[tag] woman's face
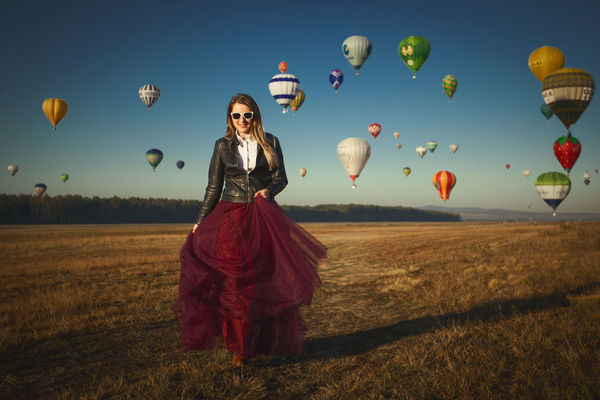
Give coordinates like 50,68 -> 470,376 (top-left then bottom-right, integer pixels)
231,103 -> 254,136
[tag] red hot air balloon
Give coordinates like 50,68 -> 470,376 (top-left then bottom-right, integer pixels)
278,61 -> 288,74
432,171 -> 456,202
505,163 -> 511,169
553,134 -> 581,174
368,123 -> 382,139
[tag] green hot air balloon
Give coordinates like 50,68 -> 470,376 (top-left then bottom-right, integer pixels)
540,103 -> 553,121
146,149 -> 164,173
426,141 -> 438,153
442,74 -> 457,102
535,171 -> 571,216
542,68 -> 595,133
398,36 -> 431,79
60,173 -> 69,183
402,167 -> 411,177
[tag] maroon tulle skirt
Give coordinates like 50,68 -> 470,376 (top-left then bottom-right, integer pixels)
173,196 -> 326,358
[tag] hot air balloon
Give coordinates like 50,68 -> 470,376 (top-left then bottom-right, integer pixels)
416,146 -> 427,158
34,183 -> 47,197
176,160 -> 185,169
449,144 -> 458,154
442,74 -> 457,102
432,171 -> 456,202
542,68 -> 595,133
268,70 -> 300,114
299,168 -> 307,178
522,170 -> 532,177
278,61 -> 288,74
596,169 -> 599,174
553,135 -> 581,173
535,172 -> 571,216
60,173 -> 69,183
398,36 -> 431,79
393,132 -> 399,139
583,170 -> 591,186
342,35 -> 372,75
427,141 -> 438,153
528,46 -> 565,83
146,149 -> 163,173
42,98 -> 68,130
506,163 -> 511,169
329,69 -> 344,93
8,165 -> 18,176
584,178 -> 591,186
139,84 -> 160,109
337,137 -> 371,189
290,90 -> 305,116
540,103 -> 553,121
402,167 -> 411,176
396,143 -> 402,150
368,123 -> 382,139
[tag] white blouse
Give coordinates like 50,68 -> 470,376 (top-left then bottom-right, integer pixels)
235,132 -> 257,172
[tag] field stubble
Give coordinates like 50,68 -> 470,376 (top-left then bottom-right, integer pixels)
1,222 -> 599,399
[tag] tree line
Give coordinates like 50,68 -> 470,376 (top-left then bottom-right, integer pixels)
0,194 -> 461,224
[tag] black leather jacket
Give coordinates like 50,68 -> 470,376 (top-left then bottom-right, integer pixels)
195,132 -> 287,224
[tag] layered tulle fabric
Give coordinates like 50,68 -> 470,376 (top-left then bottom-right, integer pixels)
173,196 -> 326,357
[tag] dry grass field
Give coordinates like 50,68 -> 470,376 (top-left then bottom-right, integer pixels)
1,221 -> 599,399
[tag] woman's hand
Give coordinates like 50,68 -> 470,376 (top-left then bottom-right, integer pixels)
254,188 -> 270,199
192,223 -> 199,233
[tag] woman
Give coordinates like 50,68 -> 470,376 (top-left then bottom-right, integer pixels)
174,93 -> 326,366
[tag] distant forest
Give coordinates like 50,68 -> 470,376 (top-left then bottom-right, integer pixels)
0,194 -> 461,224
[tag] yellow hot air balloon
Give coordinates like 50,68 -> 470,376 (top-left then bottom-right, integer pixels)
528,46 -> 565,83
290,90 -> 305,116
42,98 -> 69,130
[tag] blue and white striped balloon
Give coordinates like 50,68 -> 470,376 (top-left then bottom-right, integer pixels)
329,69 -> 344,93
268,74 -> 300,113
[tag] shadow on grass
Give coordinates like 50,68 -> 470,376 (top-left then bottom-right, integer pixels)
273,281 -> 600,365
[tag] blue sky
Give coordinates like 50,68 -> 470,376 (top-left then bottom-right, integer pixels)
1,0 -> 599,213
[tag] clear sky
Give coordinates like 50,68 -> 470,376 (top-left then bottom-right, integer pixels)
1,0 -> 599,214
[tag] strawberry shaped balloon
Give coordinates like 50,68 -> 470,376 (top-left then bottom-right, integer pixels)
553,134 -> 581,174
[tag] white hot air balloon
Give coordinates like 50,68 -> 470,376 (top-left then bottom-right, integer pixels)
139,84 -> 160,109
449,143 -> 458,154
342,35 -> 373,75
522,170 -> 532,177
8,164 -> 19,176
416,146 -> 427,158
268,73 -> 300,113
583,170 -> 591,180
337,137 -> 371,189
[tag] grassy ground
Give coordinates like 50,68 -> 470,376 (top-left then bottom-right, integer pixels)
1,222 -> 599,399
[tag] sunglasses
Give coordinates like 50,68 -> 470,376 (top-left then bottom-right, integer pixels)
230,111 -> 254,120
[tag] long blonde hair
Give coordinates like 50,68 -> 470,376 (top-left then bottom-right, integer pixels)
225,94 -> 279,170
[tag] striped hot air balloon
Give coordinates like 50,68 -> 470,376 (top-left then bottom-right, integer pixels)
398,36 -> 431,79
146,149 -> 163,173
342,36 -> 372,75
427,141 -> 438,153
268,73 -> 300,114
540,103 -> 553,121
34,183 -> 47,197
337,137 -> 371,189
8,165 -> 18,176
442,74 -> 457,102
139,84 -> 160,109
290,90 -> 305,116
535,172 -> 571,216
542,68 -> 595,132
329,69 -> 344,93
42,98 -> 68,130
432,171 -> 456,202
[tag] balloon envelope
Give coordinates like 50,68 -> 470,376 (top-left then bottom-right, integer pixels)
278,61 -> 288,74
34,183 -> 47,196
176,160 -> 185,169
402,167 -> 411,176
542,68 -> 595,131
290,90 -> 305,115
299,168 -> 307,178
583,170 -> 591,180
506,163 -> 511,169
426,141 -> 438,153
442,74 -> 457,102
522,170 -> 532,177
337,137 -> 371,188
416,146 -> 427,158
398,36 -> 431,78
449,144 -> 458,154
329,69 -> 344,92
540,103 -> 553,121
528,46 -> 565,82
42,98 -> 68,130
535,172 -> 571,215
393,132 -> 399,139
60,173 -> 69,183
432,171 -> 456,201
553,135 -> 581,173
146,149 -> 163,172
342,36 -> 372,74
268,73 -> 300,113
368,123 -> 382,139
8,165 -> 18,176
139,84 -> 160,109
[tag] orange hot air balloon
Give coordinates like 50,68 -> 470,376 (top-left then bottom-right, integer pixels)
42,98 -> 69,130
528,46 -> 565,83
278,61 -> 288,74
432,171 -> 456,202
299,167 -> 307,178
